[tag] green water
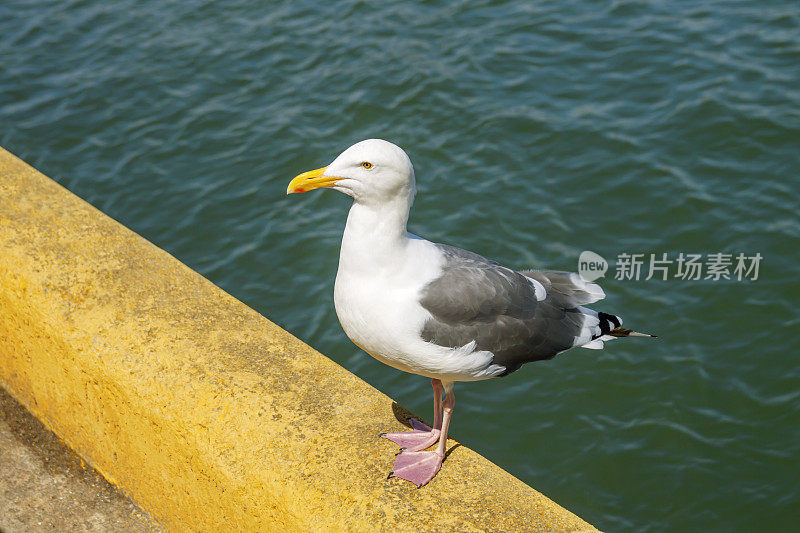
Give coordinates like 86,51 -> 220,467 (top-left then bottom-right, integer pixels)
2,1 -> 799,530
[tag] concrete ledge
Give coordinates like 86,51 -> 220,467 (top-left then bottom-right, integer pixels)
0,146 -> 597,532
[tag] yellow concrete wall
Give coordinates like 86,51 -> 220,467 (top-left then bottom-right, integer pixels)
0,146 -> 597,532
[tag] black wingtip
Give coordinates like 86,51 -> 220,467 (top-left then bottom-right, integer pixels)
610,327 -> 657,338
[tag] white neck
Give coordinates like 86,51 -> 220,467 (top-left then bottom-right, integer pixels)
339,194 -> 412,274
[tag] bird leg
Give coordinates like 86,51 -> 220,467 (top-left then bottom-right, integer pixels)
388,383 -> 455,487
380,378 -> 443,451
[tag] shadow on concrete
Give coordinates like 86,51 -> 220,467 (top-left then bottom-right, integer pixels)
390,401 -> 421,428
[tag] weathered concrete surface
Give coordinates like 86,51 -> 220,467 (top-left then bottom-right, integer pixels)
0,146 -> 598,532
0,386 -> 160,532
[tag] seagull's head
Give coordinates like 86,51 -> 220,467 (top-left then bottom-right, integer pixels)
287,139 -> 415,206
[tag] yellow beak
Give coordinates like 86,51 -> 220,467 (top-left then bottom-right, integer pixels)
286,166 -> 342,194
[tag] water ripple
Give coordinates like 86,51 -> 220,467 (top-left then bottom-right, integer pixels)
2,0 -> 799,530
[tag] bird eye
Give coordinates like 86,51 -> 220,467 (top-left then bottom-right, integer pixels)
361,161 -> 373,169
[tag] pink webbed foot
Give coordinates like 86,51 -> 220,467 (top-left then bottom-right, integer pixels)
380,419 -> 441,452
387,451 -> 444,488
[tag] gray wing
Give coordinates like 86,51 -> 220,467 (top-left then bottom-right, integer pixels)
418,244 -> 603,376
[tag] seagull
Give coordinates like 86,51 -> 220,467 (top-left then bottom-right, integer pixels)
287,139 -> 654,487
